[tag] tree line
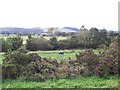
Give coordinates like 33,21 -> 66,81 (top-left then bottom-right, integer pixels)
0,28 -> 119,52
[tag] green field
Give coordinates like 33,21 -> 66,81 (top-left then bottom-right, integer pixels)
0,49 -> 100,63
0,50 -> 80,64
2,76 -> 118,88
29,50 -> 83,61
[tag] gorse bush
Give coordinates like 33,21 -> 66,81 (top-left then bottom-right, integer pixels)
97,53 -> 118,77
2,47 -> 30,79
95,38 -> 118,77
2,64 -> 18,79
75,49 -> 118,77
2,47 -> 59,81
75,49 -> 99,76
23,58 -> 58,81
3,47 -> 29,66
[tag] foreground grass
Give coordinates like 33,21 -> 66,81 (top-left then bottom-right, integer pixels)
2,76 -> 119,88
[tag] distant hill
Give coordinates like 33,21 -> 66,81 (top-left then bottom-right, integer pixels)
0,27 -> 80,34
0,27 -> 43,34
1,27 -> 116,34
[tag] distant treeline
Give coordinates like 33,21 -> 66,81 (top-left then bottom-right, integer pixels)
0,27 -> 119,52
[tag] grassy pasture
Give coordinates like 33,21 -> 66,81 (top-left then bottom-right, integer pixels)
30,49 -> 100,61
29,50 -> 81,61
2,76 -> 118,88
0,49 -> 101,64
0,50 -> 79,64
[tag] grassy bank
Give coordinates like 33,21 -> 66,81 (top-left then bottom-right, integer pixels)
2,76 -> 119,88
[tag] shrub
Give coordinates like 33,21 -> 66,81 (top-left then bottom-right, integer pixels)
75,49 -> 99,76
95,50 -> 118,77
1,36 -> 23,52
1,38 -> 12,52
22,58 -> 59,81
95,38 -> 118,77
2,46 -> 59,81
2,47 -> 30,79
57,40 -> 70,50
3,47 -> 30,66
26,37 -> 54,51
69,35 -> 79,49
2,64 -> 18,79
49,37 -> 58,49
11,36 -> 23,50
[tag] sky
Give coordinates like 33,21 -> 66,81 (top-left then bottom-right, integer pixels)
0,0 -> 119,31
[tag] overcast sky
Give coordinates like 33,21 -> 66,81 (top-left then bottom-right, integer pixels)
0,0 -> 119,30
